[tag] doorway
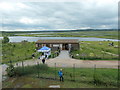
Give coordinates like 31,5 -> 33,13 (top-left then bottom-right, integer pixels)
62,44 -> 68,50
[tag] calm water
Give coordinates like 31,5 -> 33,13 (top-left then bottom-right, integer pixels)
0,36 -> 119,42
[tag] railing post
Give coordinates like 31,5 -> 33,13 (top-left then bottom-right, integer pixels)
118,65 -> 120,88
37,62 -> 39,78
55,63 -> 56,80
94,64 -> 96,86
22,61 -> 24,73
73,64 -> 75,81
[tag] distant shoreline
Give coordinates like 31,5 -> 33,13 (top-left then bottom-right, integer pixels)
0,29 -> 118,33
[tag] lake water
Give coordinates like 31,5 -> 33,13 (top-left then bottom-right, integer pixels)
0,36 -> 119,42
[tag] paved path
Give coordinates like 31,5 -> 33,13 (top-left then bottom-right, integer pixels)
1,50 -> 118,75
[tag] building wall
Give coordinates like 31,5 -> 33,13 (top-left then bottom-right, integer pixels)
51,47 -> 59,51
71,43 -> 79,50
36,43 -> 80,51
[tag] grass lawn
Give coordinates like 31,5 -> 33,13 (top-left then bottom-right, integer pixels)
70,41 -> 119,60
2,42 -> 37,64
2,76 -> 96,88
2,42 -> 60,64
3,64 -> 118,88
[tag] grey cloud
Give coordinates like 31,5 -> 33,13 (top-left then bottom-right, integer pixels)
0,1 -> 118,30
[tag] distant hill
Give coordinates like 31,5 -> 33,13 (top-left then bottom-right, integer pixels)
1,29 -> 118,33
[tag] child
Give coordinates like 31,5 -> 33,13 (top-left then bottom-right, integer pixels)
58,69 -> 64,82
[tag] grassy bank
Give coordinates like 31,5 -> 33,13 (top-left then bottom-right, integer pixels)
3,64 -> 118,88
2,42 -> 37,64
70,41 -> 118,60
2,42 -> 60,64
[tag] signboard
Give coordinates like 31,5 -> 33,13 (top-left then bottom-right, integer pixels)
53,44 -> 60,47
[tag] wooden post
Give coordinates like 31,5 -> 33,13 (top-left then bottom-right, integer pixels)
73,64 -> 75,81
94,64 -> 96,86
55,63 -> 56,80
10,60 -> 12,66
111,54 -> 113,59
16,63 -> 18,67
118,65 -> 120,88
84,54 -> 85,60
37,62 -> 39,78
102,52 -> 104,59
22,61 -> 24,73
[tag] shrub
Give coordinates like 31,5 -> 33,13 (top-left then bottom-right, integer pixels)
94,74 -> 103,85
48,55 -> 51,58
13,64 -> 49,76
94,74 -> 117,86
6,63 -> 49,77
2,36 -> 9,43
6,64 -> 15,77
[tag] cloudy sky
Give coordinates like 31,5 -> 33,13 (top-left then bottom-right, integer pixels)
0,0 -> 119,31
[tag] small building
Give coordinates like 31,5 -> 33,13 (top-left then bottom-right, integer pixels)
36,39 -> 80,51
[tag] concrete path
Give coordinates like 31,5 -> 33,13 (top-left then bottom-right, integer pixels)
1,50 -> 118,75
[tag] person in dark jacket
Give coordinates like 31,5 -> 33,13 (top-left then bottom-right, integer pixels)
45,54 -> 47,59
58,69 -> 64,82
42,58 -> 45,64
41,53 -> 45,64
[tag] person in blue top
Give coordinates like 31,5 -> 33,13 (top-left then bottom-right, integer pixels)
58,69 -> 64,82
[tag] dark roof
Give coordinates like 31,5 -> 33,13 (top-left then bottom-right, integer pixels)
36,39 -> 79,44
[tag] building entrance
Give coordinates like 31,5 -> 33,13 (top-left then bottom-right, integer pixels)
62,44 -> 68,50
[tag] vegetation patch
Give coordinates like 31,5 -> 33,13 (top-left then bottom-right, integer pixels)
1,30 -> 118,39
3,64 -> 118,88
70,41 -> 118,60
2,42 -> 37,64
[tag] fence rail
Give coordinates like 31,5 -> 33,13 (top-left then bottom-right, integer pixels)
6,61 -> 119,87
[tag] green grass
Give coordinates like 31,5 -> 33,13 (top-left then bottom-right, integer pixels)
70,41 -> 118,60
15,31 -> 118,39
2,30 -> 118,39
2,76 -> 96,88
2,40 -> 118,65
3,64 -> 118,88
2,42 -> 37,64
2,42 -> 60,64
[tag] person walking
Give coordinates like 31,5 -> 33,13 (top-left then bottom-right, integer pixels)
42,58 -> 45,64
45,54 -> 48,59
41,53 -> 45,64
58,69 -> 64,82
